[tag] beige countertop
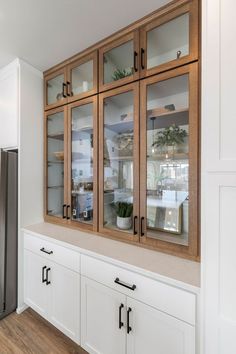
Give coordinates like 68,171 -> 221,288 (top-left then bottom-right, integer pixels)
23,222 -> 200,293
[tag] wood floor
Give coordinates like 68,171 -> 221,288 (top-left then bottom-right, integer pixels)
0,309 -> 88,354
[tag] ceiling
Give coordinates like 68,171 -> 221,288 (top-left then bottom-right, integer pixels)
0,0 -> 170,72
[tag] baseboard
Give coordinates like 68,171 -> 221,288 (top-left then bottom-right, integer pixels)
16,304 -> 28,314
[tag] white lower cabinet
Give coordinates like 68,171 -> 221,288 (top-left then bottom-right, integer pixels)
24,234 -> 197,353
24,249 -> 50,318
24,248 -> 80,344
81,275 -> 195,354
81,276 -> 126,354
126,297 -> 195,354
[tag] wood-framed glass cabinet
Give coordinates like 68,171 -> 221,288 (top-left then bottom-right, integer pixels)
44,0 -> 200,259
45,97 -> 98,232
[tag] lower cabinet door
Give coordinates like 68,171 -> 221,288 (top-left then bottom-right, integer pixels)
81,276 -> 126,354
126,297 -> 195,354
24,250 -> 50,318
49,263 -> 80,344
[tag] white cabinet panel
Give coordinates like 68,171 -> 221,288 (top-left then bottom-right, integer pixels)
24,250 -> 50,318
49,263 -> 80,343
202,0 -> 236,171
0,62 -> 18,148
81,276 -> 126,354
127,297 -> 195,354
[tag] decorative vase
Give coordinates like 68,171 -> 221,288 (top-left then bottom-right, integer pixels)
116,216 -> 132,230
165,145 -> 176,159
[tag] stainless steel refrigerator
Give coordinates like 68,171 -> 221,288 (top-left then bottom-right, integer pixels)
0,149 -> 17,320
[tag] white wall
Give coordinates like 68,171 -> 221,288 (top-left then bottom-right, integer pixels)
201,1 -> 236,353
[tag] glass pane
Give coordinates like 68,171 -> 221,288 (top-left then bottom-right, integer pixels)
47,74 -> 64,105
71,60 -> 93,96
104,41 -> 134,84
71,103 -> 94,225
103,91 -> 134,233
47,111 -> 64,217
147,13 -> 189,69
146,74 -> 189,246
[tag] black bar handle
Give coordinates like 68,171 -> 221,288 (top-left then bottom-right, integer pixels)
66,81 -> 71,96
127,307 -> 132,334
141,216 -> 145,236
66,205 -> 70,220
62,83 -> 67,98
133,51 -> 138,72
42,266 -> 47,283
119,303 -> 124,329
46,267 -> 51,285
62,204 -> 67,219
40,247 -> 53,255
133,215 -> 138,235
114,278 -> 136,291
141,48 -> 145,70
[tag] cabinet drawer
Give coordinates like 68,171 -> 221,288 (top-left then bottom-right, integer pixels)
81,255 -> 196,325
24,233 -> 80,273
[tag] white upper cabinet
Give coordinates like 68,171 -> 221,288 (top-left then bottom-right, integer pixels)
0,61 -> 18,148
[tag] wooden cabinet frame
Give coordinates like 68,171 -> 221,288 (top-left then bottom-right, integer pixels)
67,96 -> 98,232
43,0 -> 200,260
99,31 -> 140,93
44,106 -> 69,224
98,83 -> 140,242
139,0 -> 199,78
139,62 -> 199,259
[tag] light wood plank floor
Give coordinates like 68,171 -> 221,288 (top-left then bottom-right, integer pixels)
0,309 -> 88,354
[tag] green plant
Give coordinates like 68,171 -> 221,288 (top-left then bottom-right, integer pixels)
112,68 -> 132,81
152,124 -> 187,148
115,202 -> 133,218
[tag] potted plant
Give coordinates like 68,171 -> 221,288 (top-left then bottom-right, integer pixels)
152,124 -> 187,157
112,68 -> 133,81
115,202 -> 133,230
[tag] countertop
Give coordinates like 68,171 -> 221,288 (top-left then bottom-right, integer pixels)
23,222 -> 200,293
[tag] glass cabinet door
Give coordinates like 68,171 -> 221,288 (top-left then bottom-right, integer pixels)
44,68 -> 67,110
68,97 -> 98,231
99,83 -> 139,241
67,51 -> 98,103
140,63 -> 199,258
45,107 -> 67,221
99,31 -> 139,92
140,1 -> 198,77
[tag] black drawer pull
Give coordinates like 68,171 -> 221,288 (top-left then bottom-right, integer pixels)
119,303 -> 124,329
62,83 -> 67,98
40,247 -> 53,255
133,215 -> 138,235
66,81 -> 71,96
141,48 -> 145,70
114,278 -> 136,291
46,267 -> 51,285
62,204 -> 67,219
141,216 -> 145,236
133,51 -> 138,72
42,266 -> 47,283
127,307 -> 132,334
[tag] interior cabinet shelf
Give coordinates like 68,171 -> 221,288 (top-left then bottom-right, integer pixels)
47,132 -> 64,140
147,152 -> 189,161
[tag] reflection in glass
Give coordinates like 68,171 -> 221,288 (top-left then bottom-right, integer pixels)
47,74 -> 64,105
104,41 -> 134,84
103,91 -> 134,232
47,112 -> 64,217
71,103 -> 94,225
147,13 -> 189,69
146,74 -> 189,245
71,60 -> 93,96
